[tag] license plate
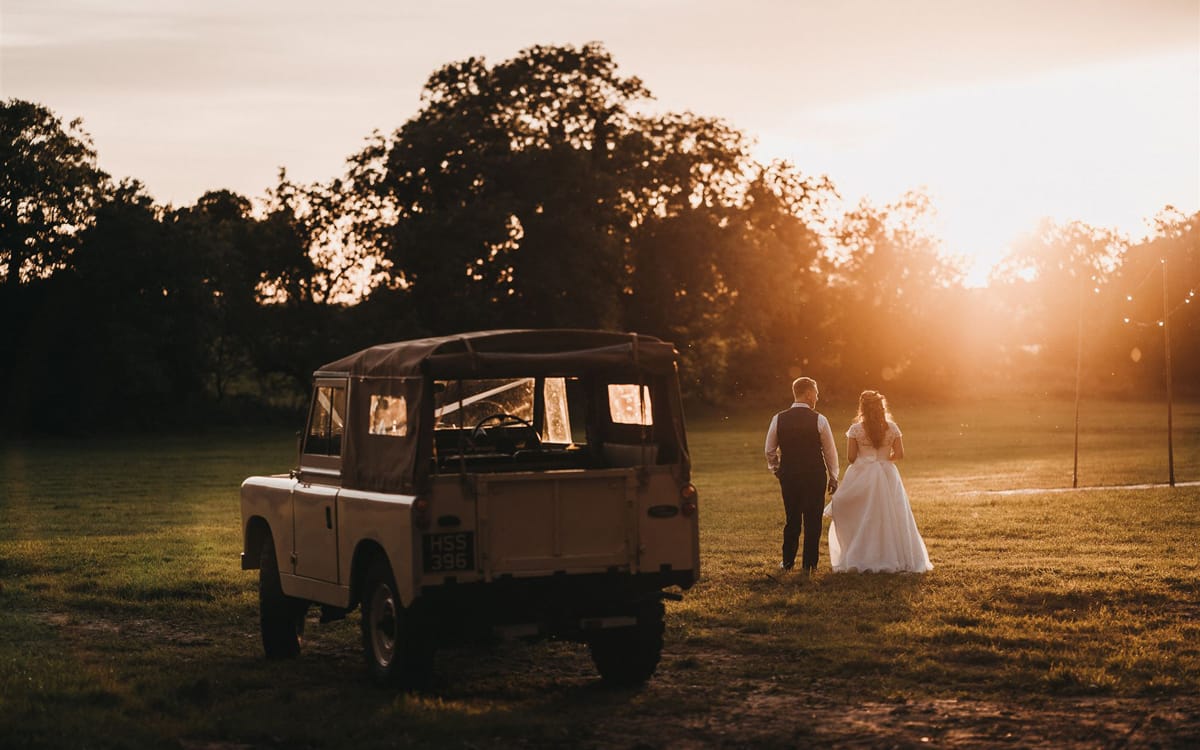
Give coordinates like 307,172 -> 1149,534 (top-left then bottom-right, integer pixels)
422,532 -> 474,573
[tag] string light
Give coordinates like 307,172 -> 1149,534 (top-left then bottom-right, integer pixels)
1121,283 -> 1198,326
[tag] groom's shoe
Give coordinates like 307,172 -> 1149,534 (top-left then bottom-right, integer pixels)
778,562 -> 794,572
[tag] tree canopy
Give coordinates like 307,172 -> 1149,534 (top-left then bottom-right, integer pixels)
1,44 -> 1196,434
1,99 -> 109,286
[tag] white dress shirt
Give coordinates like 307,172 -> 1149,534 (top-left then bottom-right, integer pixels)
764,403 -> 840,479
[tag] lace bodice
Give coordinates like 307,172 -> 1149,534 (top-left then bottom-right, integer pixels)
847,420 -> 901,462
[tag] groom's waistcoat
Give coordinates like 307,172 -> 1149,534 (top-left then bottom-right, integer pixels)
776,406 -> 826,477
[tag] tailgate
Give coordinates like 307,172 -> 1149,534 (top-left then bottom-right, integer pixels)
477,469 -> 636,578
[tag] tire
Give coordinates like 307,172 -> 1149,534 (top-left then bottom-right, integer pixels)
360,555 -> 433,688
259,531 -> 307,659
588,600 -> 665,687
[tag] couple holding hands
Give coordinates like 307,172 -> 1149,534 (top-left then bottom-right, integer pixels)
764,377 -> 932,575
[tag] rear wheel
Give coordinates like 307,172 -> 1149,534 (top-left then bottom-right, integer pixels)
259,531 -> 308,659
360,555 -> 433,688
587,601 -> 665,686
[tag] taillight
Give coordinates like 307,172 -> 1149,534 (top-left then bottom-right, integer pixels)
680,483 -> 698,517
413,497 -> 431,529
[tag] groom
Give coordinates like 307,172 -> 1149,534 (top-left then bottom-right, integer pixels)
764,377 -> 840,574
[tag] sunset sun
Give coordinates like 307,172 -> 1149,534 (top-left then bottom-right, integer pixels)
755,50 -> 1198,286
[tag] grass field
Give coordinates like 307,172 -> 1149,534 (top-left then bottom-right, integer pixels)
1,398 -> 1198,748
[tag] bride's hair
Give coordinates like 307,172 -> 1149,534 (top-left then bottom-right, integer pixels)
856,390 -> 892,447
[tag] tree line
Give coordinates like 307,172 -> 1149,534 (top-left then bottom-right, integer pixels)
2,44 -> 1196,434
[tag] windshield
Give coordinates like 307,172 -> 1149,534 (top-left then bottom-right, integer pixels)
433,377 -> 575,444
434,378 -> 534,429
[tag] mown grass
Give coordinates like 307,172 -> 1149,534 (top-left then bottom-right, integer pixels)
1,399 -> 1198,748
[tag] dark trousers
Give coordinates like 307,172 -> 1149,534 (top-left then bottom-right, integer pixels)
779,472 -> 826,570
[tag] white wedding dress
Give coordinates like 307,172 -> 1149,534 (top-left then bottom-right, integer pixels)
824,421 -> 932,573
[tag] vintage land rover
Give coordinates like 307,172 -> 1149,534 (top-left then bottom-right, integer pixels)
240,330 -> 699,687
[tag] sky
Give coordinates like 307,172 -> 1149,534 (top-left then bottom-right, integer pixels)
3,0 -> 1198,285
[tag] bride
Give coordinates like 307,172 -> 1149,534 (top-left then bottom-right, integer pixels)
824,390 -> 932,573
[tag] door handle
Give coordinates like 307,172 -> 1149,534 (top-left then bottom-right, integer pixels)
325,506 -> 333,529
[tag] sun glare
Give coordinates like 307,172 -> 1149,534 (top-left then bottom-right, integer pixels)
758,52 -> 1199,287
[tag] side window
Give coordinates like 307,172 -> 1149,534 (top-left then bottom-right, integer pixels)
608,384 -> 653,426
305,384 -> 346,456
369,395 -> 408,436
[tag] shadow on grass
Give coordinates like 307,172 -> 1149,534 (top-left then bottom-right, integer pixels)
171,639 -> 688,749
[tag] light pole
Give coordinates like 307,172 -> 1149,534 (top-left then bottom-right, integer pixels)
1073,281 -> 1083,489
1161,257 -> 1175,487
1124,255 -> 1186,488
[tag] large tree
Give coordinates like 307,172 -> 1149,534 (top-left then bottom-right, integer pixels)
335,45 -> 787,332
330,43 -> 839,398
165,190 -> 265,401
0,99 -> 109,285
336,43 -> 650,331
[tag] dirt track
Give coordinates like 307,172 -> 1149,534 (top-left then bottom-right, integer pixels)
594,689 -> 1200,748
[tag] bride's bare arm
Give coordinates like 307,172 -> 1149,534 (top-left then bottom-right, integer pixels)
847,437 -> 858,464
890,436 -> 905,460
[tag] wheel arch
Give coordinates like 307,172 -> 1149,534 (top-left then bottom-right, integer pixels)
243,516 -> 273,570
349,539 -> 389,609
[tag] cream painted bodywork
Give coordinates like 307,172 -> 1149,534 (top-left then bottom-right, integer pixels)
472,467 -> 695,579
243,464 -> 698,609
241,475 -> 418,608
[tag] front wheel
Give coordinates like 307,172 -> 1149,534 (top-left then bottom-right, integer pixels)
587,600 -> 665,687
259,531 -> 308,659
360,555 -> 433,688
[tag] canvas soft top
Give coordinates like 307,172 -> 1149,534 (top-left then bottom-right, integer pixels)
320,330 -> 687,494
315,329 -> 679,380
